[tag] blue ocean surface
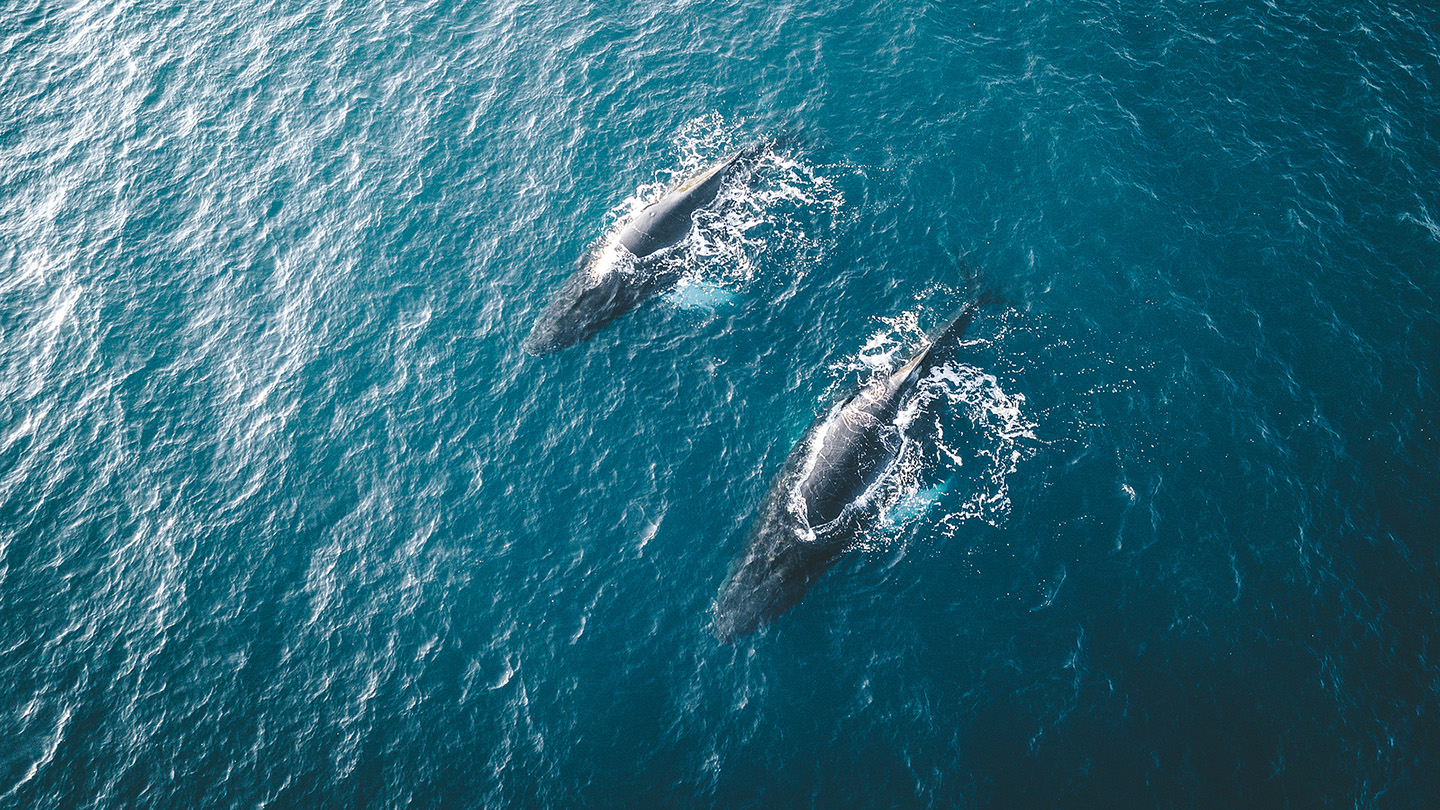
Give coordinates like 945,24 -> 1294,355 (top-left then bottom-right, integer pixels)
1,0 -> 1436,807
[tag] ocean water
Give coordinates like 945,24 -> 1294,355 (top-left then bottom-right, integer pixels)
1,0 -> 1437,807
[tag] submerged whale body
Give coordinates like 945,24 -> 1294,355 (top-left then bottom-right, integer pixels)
524,149 -> 756,355
712,300 -> 986,641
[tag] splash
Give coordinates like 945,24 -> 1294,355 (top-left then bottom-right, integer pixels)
835,308 -> 1037,550
666,278 -> 739,311
921,362 -> 1038,534
587,113 -> 850,302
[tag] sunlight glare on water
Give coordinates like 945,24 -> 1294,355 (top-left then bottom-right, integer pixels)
1,0 -> 1436,807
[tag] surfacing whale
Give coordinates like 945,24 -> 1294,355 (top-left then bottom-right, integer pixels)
524,148 -> 759,355
712,300 -> 987,641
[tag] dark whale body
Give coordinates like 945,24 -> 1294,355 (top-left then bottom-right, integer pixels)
524,150 -> 754,355
712,301 -> 984,641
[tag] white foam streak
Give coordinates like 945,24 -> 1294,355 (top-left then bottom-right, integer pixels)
835,312 -> 1038,543
585,113 -> 853,301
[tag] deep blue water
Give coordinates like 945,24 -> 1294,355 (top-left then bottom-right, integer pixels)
2,0 -> 1437,807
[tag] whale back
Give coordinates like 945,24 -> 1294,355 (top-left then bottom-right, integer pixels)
712,298 -> 990,639
618,151 -> 745,257
796,300 -> 982,527
796,388 -> 906,529
524,149 -> 759,354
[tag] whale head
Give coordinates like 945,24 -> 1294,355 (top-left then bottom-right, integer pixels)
711,502 -> 843,642
524,244 -> 648,355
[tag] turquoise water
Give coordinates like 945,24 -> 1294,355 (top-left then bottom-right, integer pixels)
2,0 -> 1437,807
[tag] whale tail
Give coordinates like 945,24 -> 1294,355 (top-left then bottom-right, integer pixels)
716,134 -> 802,182
897,288 -> 1006,384
911,300 -> 980,378
722,139 -> 771,176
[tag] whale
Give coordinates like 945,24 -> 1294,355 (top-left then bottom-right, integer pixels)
712,299 -> 986,641
523,149 -> 758,355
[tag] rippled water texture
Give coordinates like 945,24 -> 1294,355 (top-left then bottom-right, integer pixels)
2,0 -> 1436,807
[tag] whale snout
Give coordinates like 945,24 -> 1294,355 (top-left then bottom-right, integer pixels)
523,305 -> 596,354
525,260 -> 641,355
711,583 -> 769,643
523,316 -> 581,355
712,524 -> 833,642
